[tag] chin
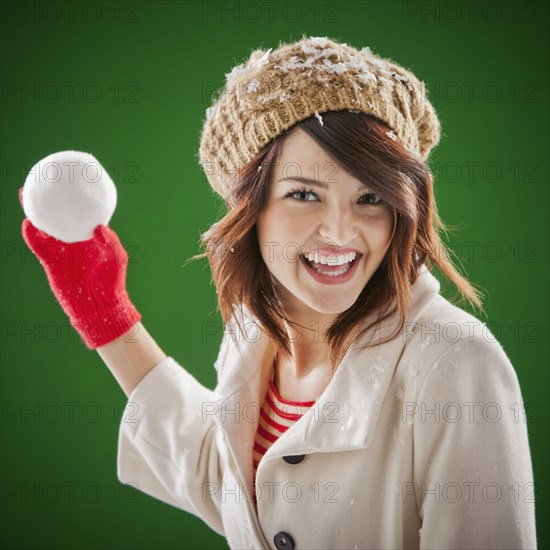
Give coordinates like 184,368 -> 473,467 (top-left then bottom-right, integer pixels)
302,295 -> 358,316
272,273 -> 361,317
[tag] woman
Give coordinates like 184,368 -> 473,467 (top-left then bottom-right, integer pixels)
21,36 -> 536,549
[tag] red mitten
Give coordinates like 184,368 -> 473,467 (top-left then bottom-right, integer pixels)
20,188 -> 141,349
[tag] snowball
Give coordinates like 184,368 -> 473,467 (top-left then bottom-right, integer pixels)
22,151 -> 117,243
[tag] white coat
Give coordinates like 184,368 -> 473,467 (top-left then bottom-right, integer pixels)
117,264 -> 537,549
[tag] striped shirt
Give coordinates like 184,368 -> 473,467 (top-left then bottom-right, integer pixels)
252,371 -> 316,506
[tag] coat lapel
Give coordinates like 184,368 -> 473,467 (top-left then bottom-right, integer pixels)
210,309 -> 275,487
211,265 -> 441,486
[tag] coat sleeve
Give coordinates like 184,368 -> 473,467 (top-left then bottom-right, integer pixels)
116,355 -> 225,536
413,336 -> 537,549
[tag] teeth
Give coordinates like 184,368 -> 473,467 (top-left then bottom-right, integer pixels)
317,266 -> 351,276
303,251 -> 357,266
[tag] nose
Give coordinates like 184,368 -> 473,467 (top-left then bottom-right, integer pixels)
317,202 -> 358,246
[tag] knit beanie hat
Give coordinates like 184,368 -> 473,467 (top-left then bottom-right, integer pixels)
198,35 -> 441,201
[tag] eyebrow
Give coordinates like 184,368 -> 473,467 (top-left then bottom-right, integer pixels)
275,176 -> 330,189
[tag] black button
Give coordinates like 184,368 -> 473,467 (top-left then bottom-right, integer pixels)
283,454 -> 305,464
274,531 -> 295,550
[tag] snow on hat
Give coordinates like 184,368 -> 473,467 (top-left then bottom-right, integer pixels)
198,35 -> 441,200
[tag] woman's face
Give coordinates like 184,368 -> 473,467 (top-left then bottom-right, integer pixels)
256,127 -> 396,321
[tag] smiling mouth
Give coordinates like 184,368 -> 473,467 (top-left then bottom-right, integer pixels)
300,253 -> 362,276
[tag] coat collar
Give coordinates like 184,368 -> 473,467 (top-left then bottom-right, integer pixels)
211,264 -> 441,487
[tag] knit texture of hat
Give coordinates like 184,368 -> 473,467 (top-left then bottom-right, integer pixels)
198,35 -> 441,200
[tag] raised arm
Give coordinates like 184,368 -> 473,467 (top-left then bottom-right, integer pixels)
20,186 -> 226,536
96,321 -> 167,397
20,180 -> 163,390
20,211 -> 165,397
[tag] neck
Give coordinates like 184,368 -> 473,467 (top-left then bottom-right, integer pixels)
270,280 -> 359,380
275,317 -> 357,380
285,327 -> 328,378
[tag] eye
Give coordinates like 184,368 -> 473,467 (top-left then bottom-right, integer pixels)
285,187 -> 382,205
285,187 -> 318,201
358,193 -> 382,205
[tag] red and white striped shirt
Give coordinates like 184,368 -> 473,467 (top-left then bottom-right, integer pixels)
252,370 -> 316,505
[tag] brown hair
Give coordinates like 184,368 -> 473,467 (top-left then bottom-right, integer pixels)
188,110 -> 485,376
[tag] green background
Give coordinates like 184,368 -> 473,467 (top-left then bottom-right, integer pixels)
1,0 -> 548,548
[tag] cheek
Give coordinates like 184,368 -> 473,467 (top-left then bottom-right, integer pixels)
257,212 -> 306,272
362,211 -> 395,251
257,208 -> 287,265
258,206 -> 304,247
257,210 -> 277,250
